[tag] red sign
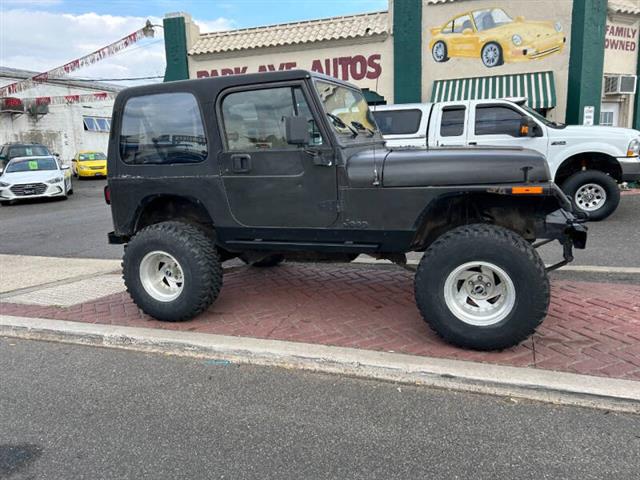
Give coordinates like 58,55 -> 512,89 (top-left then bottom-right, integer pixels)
605,24 -> 638,52
196,54 -> 382,82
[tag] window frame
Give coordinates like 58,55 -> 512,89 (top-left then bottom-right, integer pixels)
118,91 -> 209,166
372,109 -> 423,136
440,105 -> 467,138
452,14 -> 475,34
474,104 -> 526,137
216,80 -> 332,153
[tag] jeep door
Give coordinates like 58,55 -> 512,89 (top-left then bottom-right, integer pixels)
218,83 -> 337,228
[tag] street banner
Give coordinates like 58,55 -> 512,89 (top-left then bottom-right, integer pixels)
0,21 -> 154,97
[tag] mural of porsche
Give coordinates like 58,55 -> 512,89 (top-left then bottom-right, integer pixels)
429,8 -> 567,68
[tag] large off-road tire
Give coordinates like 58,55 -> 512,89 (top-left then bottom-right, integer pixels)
415,224 -> 549,350
123,221 -> 223,322
561,170 -> 620,221
432,41 -> 449,63
481,42 -> 504,68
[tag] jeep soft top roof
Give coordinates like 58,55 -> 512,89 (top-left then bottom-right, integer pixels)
116,70 -> 359,101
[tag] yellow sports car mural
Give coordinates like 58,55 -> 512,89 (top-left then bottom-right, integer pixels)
429,8 -> 566,68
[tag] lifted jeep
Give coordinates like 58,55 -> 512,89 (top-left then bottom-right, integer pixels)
106,70 -> 586,351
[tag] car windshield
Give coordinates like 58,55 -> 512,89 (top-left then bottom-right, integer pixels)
473,9 -> 513,32
521,105 -> 566,129
314,80 -> 378,141
79,152 -> 106,161
8,145 -> 50,159
5,156 -> 58,173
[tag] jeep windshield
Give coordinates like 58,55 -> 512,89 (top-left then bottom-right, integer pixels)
314,80 -> 379,143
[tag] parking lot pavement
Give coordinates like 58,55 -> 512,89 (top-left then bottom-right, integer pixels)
2,338 -> 638,480
0,177 -> 123,259
2,262 -> 639,381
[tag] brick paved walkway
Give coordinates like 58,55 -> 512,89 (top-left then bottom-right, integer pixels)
2,263 -> 639,381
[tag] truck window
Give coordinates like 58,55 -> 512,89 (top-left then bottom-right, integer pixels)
475,106 -> 523,137
440,106 -> 466,137
222,86 -> 322,151
119,93 -> 207,165
372,110 -> 422,135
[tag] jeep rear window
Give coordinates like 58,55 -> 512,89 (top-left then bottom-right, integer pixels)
119,93 -> 207,165
372,109 -> 422,135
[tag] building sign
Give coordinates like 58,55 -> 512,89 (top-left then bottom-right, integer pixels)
196,54 -> 383,82
605,24 -> 638,52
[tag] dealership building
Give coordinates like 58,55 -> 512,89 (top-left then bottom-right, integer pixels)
163,0 -> 640,128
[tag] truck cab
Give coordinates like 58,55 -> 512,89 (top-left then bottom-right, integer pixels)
374,99 -> 640,220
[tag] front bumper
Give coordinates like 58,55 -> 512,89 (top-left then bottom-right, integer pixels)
535,208 -> 588,271
78,167 -> 107,177
0,182 -> 66,201
508,36 -> 566,61
619,157 -> 640,182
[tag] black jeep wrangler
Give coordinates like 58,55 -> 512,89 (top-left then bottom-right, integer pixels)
106,70 -> 586,350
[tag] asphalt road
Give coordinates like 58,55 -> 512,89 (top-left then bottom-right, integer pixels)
0,179 -> 638,269
1,337 -> 639,480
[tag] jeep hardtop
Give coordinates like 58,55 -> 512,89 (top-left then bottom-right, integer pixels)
106,70 -> 587,350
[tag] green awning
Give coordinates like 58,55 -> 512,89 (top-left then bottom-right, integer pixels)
362,88 -> 386,106
431,71 -> 557,109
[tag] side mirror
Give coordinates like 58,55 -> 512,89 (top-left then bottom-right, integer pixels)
285,116 -> 310,146
520,117 -> 538,137
462,28 -> 473,35
61,165 -> 70,170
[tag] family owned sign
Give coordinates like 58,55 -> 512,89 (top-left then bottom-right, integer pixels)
605,24 -> 638,52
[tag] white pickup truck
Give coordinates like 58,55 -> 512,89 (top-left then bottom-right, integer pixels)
373,99 -> 640,220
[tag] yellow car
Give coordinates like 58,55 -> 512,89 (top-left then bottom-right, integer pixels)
72,151 -> 107,178
429,8 -> 566,68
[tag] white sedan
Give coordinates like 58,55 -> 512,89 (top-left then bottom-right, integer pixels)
0,155 -> 73,205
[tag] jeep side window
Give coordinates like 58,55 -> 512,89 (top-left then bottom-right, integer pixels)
475,106 -> 523,137
222,86 -> 322,151
440,106 -> 466,137
119,93 -> 207,165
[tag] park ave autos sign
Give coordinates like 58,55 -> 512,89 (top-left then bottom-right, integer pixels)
196,54 -> 383,81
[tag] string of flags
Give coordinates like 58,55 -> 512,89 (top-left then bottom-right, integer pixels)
0,20 -> 155,99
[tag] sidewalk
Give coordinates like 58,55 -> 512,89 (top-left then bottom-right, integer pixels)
1,256 -> 639,382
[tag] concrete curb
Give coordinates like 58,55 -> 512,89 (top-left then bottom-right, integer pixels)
1,315 -> 639,414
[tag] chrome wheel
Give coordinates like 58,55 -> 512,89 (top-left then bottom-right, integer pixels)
482,44 -> 501,67
444,261 -> 516,327
433,42 -> 446,62
139,250 -> 185,302
574,183 -> 607,212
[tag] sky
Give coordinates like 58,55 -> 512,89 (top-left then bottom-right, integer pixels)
0,0 -> 387,86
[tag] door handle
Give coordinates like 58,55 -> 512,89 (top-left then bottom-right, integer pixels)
468,142 -> 477,146
231,154 -> 252,173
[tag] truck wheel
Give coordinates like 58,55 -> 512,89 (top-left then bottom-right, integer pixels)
123,221 -> 223,322
561,170 -> 620,221
432,41 -> 449,63
481,42 -> 504,68
244,254 -> 285,268
415,224 -> 549,350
